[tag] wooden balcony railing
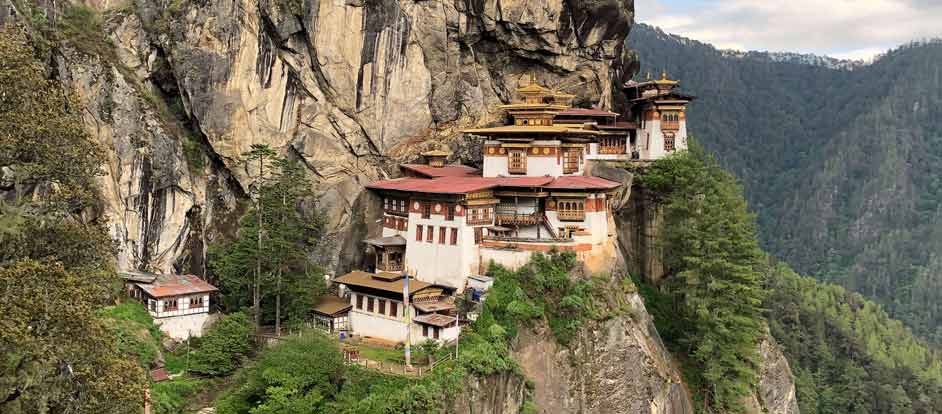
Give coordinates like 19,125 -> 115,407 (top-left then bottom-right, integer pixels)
377,262 -> 404,272
557,211 -> 585,222
599,146 -> 626,155
661,121 -> 680,131
466,217 -> 494,226
496,213 -> 542,225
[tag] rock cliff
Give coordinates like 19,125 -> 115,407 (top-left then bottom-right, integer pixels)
513,288 -> 693,414
37,0 -> 637,273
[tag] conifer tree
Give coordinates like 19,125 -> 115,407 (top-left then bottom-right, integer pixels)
640,142 -> 767,412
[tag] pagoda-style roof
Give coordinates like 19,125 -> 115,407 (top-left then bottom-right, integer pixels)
335,270 -> 432,295
630,90 -> 697,103
421,150 -> 452,157
400,164 -> 479,178
367,175 -> 619,195
462,125 -> 600,136
556,108 -> 618,117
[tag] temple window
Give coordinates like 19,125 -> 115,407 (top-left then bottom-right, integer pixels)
427,226 -> 434,242
508,149 -> 527,174
445,205 -> 455,221
439,227 -> 446,245
664,133 -> 676,152
557,199 -> 585,221
422,202 -> 431,219
451,228 -> 458,245
563,148 -> 582,174
416,225 -> 423,241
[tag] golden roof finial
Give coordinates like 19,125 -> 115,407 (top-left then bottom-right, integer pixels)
645,71 -> 652,81
529,72 -> 538,85
661,69 -> 668,80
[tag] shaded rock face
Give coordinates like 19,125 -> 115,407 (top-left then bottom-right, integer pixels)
755,335 -> 800,414
62,0 -> 636,273
513,291 -> 694,414
452,371 -> 529,414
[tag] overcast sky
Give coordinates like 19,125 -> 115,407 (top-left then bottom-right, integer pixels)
635,0 -> 942,60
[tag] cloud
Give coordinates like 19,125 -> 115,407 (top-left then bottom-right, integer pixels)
635,0 -> 942,59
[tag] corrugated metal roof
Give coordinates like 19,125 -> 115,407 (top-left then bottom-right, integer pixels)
136,274 -> 217,298
334,271 -> 431,295
545,176 -> 621,190
363,235 -> 407,247
557,108 -> 618,117
400,164 -> 479,178
313,296 -> 352,317
413,313 -> 457,328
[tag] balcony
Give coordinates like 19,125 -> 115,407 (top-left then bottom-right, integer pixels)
496,213 -> 542,225
557,211 -> 585,222
661,121 -> 680,131
466,217 -> 494,226
377,262 -> 403,272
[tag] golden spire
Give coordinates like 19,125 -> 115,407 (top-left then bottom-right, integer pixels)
529,72 -> 537,85
645,71 -> 652,81
661,69 -> 668,80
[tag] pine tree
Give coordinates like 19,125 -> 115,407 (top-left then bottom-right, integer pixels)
639,142 -> 767,412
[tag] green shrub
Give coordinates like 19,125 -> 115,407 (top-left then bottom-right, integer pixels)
189,312 -> 254,376
151,377 -> 210,414
216,332 -> 345,414
99,302 -> 163,368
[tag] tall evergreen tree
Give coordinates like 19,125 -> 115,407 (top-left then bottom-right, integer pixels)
640,142 -> 767,412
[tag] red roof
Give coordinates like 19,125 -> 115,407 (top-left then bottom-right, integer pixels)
368,174 -> 620,194
557,108 -> 618,117
544,176 -> 621,190
150,368 -> 170,382
367,176 -> 499,194
400,164 -> 479,178
598,121 -> 639,130
136,274 -> 218,298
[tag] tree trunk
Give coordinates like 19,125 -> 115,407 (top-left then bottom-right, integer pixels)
254,156 -> 264,332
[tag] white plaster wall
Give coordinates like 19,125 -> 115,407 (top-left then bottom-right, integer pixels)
414,323 -> 459,343
527,156 -> 561,177
351,309 -> 409,342
480,247 -> 535,270
483,155 -> 508,177
155,312 -> 214,340
677,121 -> 689,151
404,212 -> 473,289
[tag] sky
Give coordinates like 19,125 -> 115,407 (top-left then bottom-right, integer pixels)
635,0 -> 942,61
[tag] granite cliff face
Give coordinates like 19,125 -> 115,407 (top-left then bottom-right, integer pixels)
46,0 -> 637,273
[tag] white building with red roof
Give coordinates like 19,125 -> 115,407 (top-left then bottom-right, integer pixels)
122,272 -> 218,340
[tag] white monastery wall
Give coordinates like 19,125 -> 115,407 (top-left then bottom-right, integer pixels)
483,154 -> 509,177
351,309 -> 409,342
404,212 -> 473,289
527,156 -> 561,177
156,312 -> 214,340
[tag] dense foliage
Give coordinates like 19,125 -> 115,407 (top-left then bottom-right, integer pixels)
0,25 -> 146,413
637,145 -> 767,412
215,332 -> 470,414
210,146 -> 325,331
766,262 -> 942,414
189,312 -> 255,377
630,24 -> 942,343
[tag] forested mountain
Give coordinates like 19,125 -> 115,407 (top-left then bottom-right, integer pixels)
629,24 -> 942,343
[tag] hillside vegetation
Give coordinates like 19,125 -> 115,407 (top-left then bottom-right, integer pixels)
629,24 -> 942,343
636,148 -> 942,414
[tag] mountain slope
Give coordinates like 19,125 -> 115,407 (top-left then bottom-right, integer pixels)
628,24 -> 942,342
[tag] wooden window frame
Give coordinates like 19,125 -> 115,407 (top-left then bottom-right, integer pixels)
422,325 -> 429,337
378,299 -> 386,315
439,227 -> 446,245
664,133 -> 676,152
563,148 -> 581,174
422,202 -> 431,219
450,228 -> 458,245
474,228 -> 483,244
356,295 -> 363,310
367,297 -> 374,313
445,205 -> 455,221
427,226 -> 434,242
416,225 -> 423,241
390,301 -> 398,317
508,149 -> 527,174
